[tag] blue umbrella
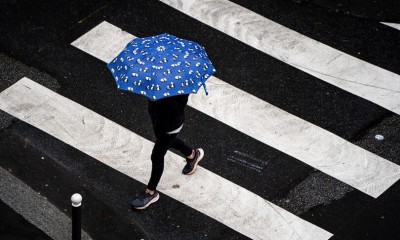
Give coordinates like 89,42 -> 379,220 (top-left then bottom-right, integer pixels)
107,33 -> 216,100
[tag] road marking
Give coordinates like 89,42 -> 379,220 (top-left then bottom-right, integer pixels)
0,78 -> 333,240
71,21 -> 400,198
159,0 -> 400,115
381,22 -> 400,31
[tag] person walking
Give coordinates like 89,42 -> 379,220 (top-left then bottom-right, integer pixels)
130,94 -> 204,210
106,33 -> 215,210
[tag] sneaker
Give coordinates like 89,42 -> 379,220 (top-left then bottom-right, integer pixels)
131,191 -> 160,210
182,148 -> 204,175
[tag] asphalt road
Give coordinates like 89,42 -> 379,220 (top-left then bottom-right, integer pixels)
0,0 -> 399,239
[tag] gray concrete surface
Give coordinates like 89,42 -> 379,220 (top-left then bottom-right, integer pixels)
0,166 -> 92,240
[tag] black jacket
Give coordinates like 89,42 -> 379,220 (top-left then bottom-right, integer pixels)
148,94 -> 189,135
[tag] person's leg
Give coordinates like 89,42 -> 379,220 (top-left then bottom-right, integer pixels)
147,133 -> 177,191
170,137 -> 193,158
131,132 -> 177,210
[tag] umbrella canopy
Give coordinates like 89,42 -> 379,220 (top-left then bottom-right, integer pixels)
107,33 -> 216,100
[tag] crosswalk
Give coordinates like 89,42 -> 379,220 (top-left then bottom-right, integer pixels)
72,20 -> 400,199
159,0 -> 400,115
0,77 -> 333,240
1,0 -> 399,239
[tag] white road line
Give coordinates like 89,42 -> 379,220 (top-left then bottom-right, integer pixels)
0,78 -> 333,240
71,21 -> 400,198
159,0 -> 400,115
381,22 -> 400,31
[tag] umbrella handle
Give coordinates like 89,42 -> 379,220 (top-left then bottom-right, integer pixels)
203,83 -> 209,96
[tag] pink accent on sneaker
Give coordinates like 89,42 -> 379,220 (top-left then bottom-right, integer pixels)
187,148 -> 204,175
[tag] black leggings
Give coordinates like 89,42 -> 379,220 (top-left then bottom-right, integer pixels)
147,132 -> 193,191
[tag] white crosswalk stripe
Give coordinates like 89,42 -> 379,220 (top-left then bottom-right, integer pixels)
159,0 -> 400,115
382,22 -> 400,31
72,21 -> 400,198
0,78 -> 333,240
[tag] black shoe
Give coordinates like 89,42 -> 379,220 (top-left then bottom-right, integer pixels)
131,191 -> 160,210
182,148 -> 204,175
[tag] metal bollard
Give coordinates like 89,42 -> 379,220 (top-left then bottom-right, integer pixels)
71,193 -> 82,240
